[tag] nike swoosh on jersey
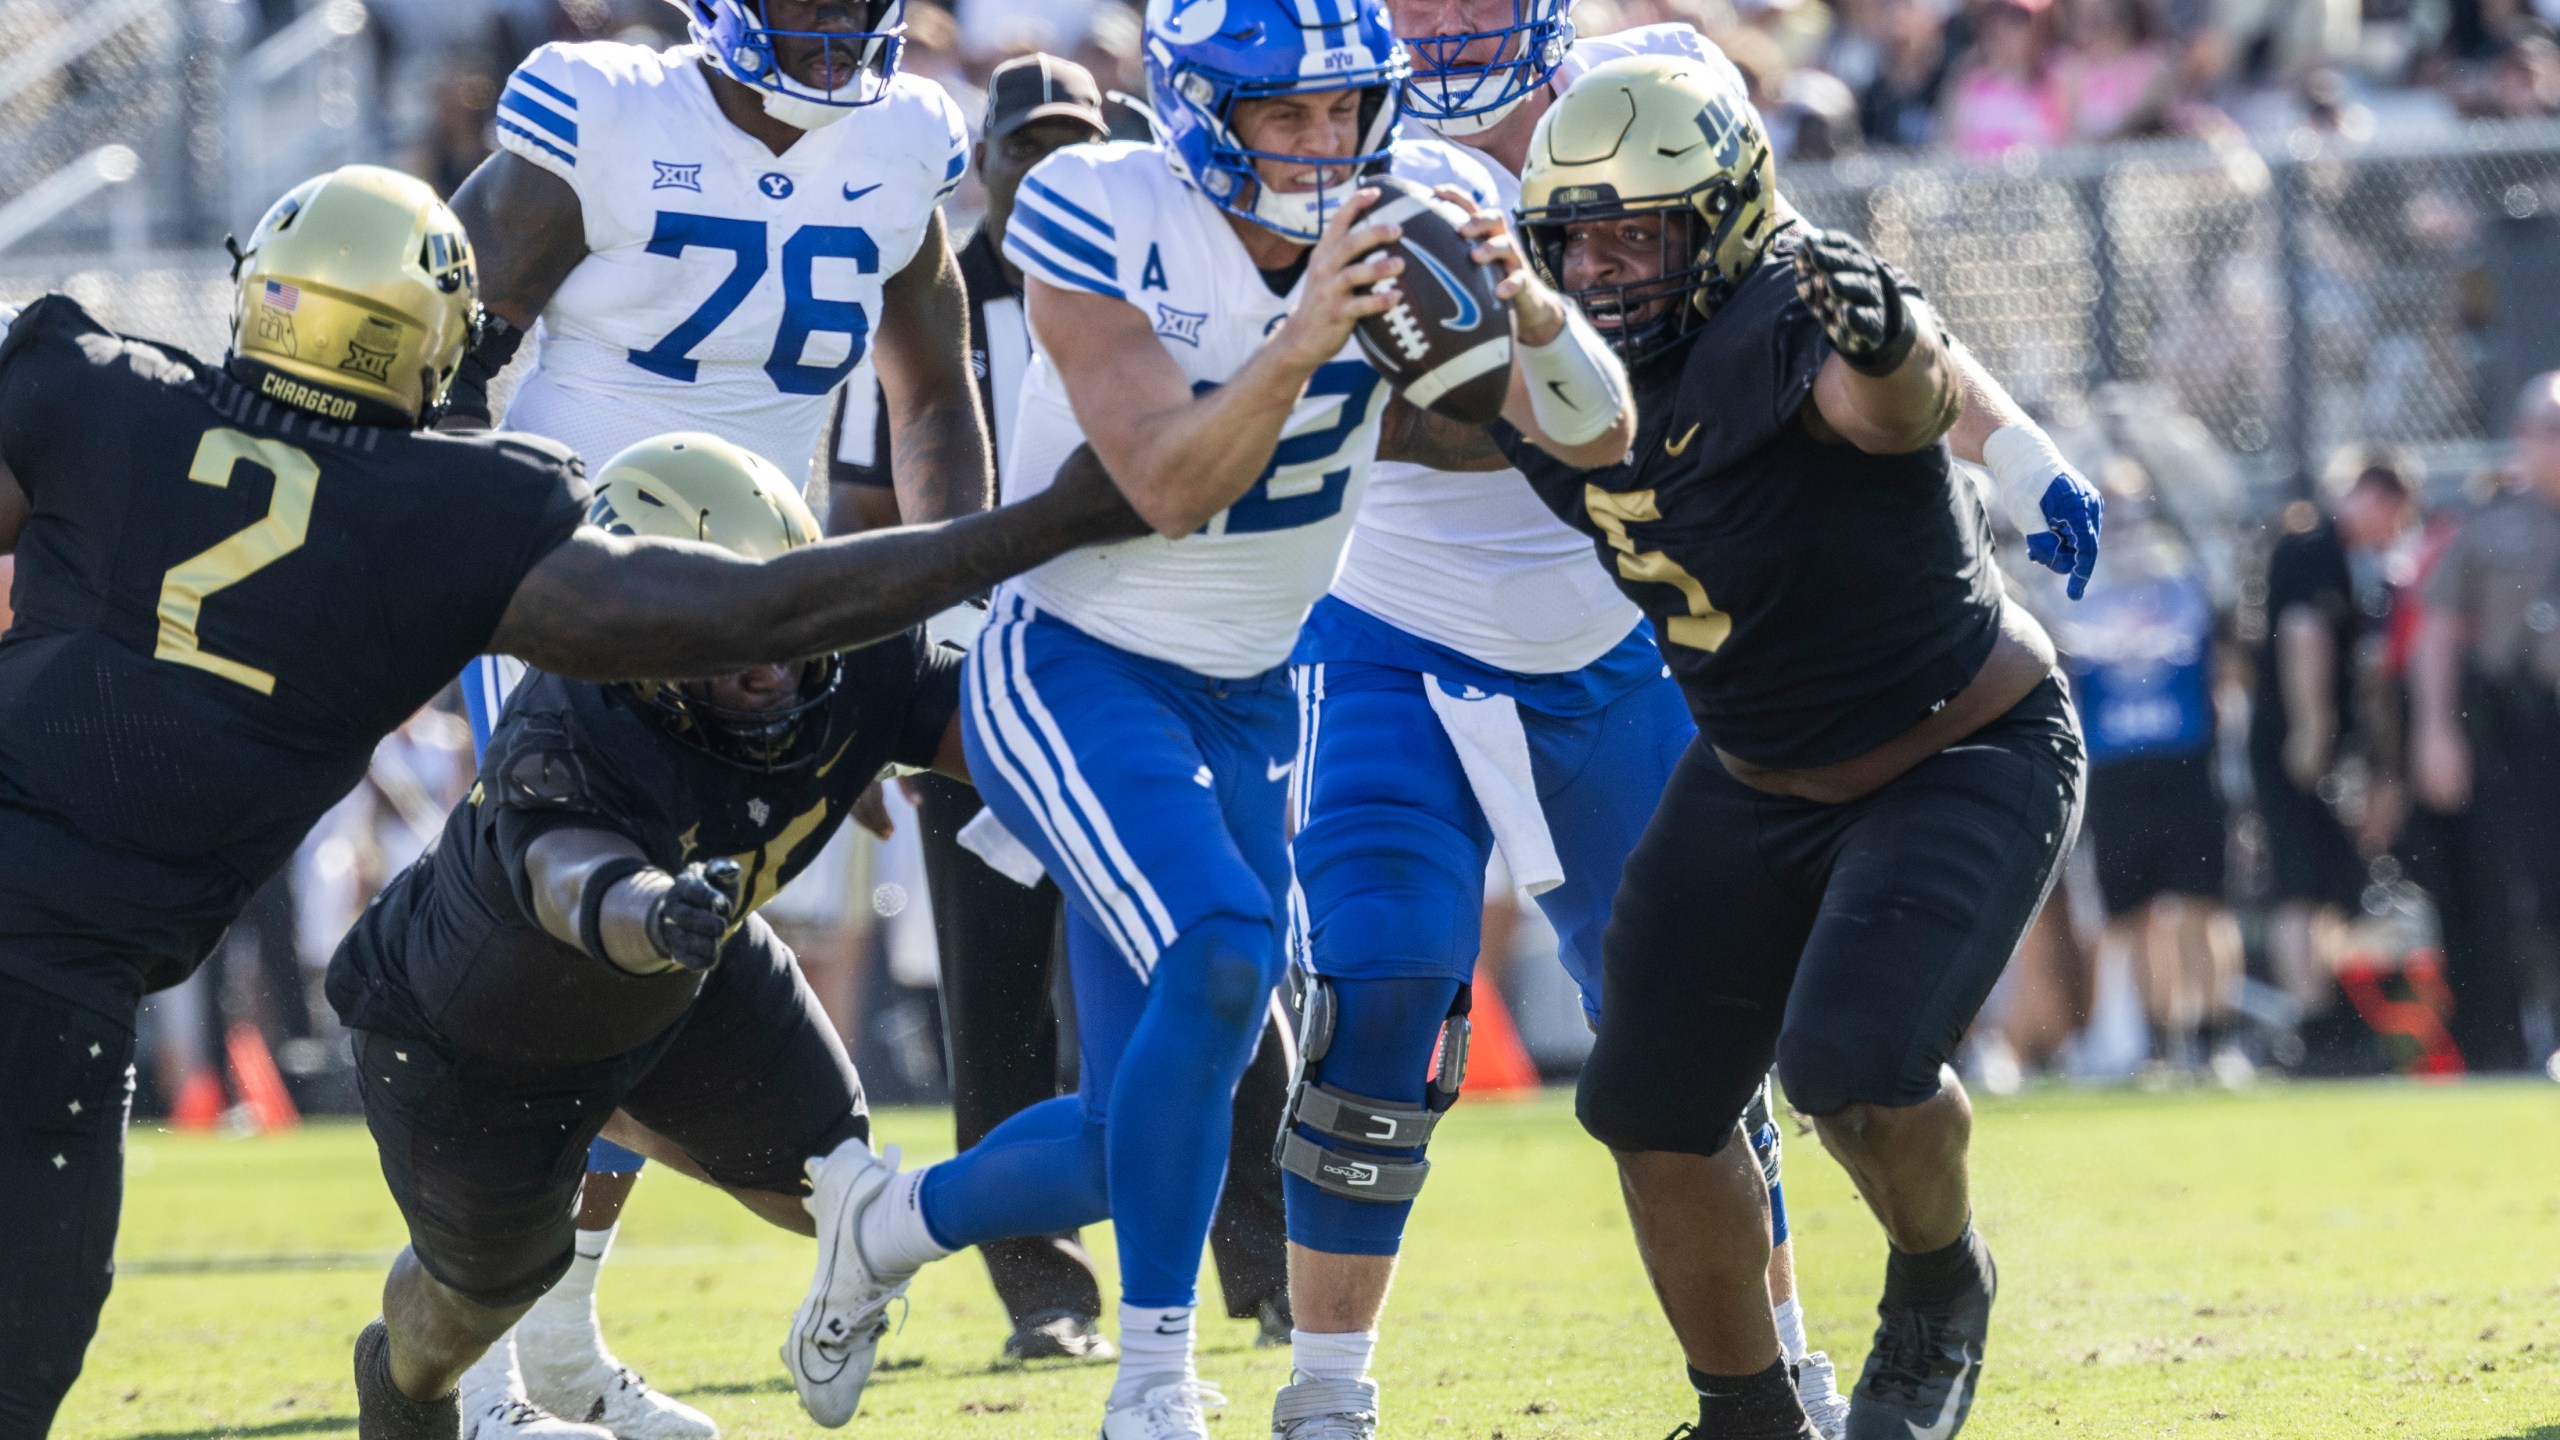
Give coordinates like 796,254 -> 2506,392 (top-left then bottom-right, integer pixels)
1905,1356 -> 1974,1440
842,182 -> 883,202
1665,422 -> 1701,456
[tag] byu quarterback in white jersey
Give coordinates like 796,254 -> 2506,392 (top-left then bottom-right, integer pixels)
433,5 -> 996,1436
490,38 -> 967,474
996,133 -> 1505,677
828,4 -> 1633,1438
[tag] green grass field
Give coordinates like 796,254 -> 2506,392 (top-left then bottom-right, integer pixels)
55,1081 -> 2560,1440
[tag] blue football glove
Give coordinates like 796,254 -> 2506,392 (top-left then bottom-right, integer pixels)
2025,469 -> 2104,600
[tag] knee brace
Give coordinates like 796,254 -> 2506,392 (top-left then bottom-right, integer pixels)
1275,976 -> 1470,1204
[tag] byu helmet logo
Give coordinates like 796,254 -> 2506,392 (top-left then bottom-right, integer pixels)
1151,0 -> 1229,44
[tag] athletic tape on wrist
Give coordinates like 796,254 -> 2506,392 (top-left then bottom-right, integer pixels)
1520,304 -> 1627,448
1981,422 -> 2070,492
578,856 -> 654,964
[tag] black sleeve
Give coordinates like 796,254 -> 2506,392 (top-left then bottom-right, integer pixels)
0,296 -> 104,501
2265,530 -> 2345,622
824,374 -> 895,490
479,709 -> 664,921
893,640 -> 965,770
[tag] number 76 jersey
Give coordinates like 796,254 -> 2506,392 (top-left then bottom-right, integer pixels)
999,137 -> 1501,679
496,41 -> 967,473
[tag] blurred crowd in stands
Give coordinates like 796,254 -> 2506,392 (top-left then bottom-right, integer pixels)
88,0 -> 2560,1129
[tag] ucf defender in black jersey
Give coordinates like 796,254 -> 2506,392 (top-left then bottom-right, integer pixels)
0,165 -> 1139,1439
1487,57 -> 2104,1440
327,435 -> 967,1437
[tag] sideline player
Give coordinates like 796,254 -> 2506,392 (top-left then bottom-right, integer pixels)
433,4 -> 990,1428
1272,8 -> 1850,1435
0,164 -> 1140,1440
327,435 -> 957,1439
781,2 -> 1635,1437
1499,58 -> 2101,1438
821,52 -> 1294,1361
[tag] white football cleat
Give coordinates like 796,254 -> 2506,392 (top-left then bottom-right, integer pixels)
1269,1375 -> 1378,1439
783,1139 -> 910,1427
461,1334 -> 617,1440
1099,1377 -> 1227,1440
1795,1349 -> 1852,1440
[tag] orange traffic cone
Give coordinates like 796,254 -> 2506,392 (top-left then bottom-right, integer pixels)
169,1070 -> 225,1132
1458,965 -> 1541,1097
225,1022 -> 302,1132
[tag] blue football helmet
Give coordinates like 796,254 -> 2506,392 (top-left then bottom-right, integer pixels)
668,0 -> 905,128
1398,0 -> 1573,137
1144,0 -> 1410,243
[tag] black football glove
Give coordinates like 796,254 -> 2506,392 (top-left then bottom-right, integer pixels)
645,858 -> 740,973
1793,229 -> 1919,378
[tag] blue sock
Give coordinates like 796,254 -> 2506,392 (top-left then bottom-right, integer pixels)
1108,913 -> 1282,1307
918,1094 -> 1108,1249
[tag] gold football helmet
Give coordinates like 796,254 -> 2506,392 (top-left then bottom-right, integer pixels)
1515,54 -> 1777,360
228,165 -> 477,423
588,432 -> 840,771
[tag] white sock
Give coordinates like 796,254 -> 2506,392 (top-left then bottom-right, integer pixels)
522,1225 -> 615,1340
1289,1328 -> 1377,1384
1772,1296 -> 1809,1364
856,1167 -> 953,1278
1110,1302 -> 1196,1408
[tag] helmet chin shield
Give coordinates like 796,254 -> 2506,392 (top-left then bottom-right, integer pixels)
673,0 -> 906,123
1399,0 -> 1573,137
646,657 -> 844,772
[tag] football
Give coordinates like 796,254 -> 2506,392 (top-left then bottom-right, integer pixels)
1352,175 -> 1514,427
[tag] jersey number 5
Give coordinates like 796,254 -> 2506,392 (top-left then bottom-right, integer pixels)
628,212 -> 878,395
155,428 -> 318,695
1583,484 -> 1731,651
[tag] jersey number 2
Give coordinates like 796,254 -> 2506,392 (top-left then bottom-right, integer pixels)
1583,484 -> 1731,651
627,212 -> 878,395
155,428 -> 318,695
1212,360 -> 1381,535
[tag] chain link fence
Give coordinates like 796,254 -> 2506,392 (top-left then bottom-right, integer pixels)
1788,118 -> 2560,502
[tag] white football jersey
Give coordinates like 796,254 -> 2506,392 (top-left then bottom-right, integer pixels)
997,136 -> 1504,679
492,41 -> 967,477
1330,24 -> 1750,675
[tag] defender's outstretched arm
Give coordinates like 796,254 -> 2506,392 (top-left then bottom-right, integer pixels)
491,444 -> 1144,680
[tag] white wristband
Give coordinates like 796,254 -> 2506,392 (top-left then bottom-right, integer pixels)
1980,422 -> 2068,492
1519,304 -> 1628,448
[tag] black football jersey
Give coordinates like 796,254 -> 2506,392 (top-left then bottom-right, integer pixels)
0,296 -> 589,1014
327,633 -> 959,1064
1495,231 -> 2003,770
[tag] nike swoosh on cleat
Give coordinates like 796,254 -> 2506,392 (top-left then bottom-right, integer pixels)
843,182 -> 883,202
1904,1354 -> 1974,1440
1665,422 -> 1701,456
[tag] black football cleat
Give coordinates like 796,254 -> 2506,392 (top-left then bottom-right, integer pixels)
1846,1239 -> 1996,1440
356,1318 -> 461,1440
1000,1307 -> 1117,1364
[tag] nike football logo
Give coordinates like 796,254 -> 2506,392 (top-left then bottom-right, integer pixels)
1665,422 -> 1701,456
1905,1356 -> 1975,1440
842,182 -> 882,202
1266,757 -> 1295,783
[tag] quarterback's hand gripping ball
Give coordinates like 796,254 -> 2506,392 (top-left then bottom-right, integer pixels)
1793,228 -> 1919,378
1351,175 -> 1515,426
648,858 -> 741,972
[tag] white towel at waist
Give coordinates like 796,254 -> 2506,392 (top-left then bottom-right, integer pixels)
1422,674 -> 1564,896
957,804 -> 1049,888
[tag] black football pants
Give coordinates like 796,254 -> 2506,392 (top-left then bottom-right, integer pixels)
914,774 -> 1291,1326
0,971 -> 135,1440
1581,679 -> 2085,1154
